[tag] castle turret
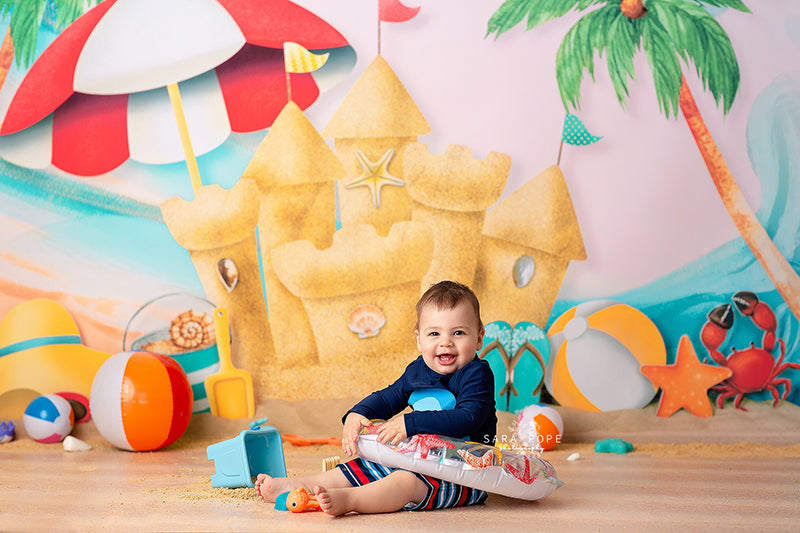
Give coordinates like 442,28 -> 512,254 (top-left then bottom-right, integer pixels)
403,143 -> 511,291
241,101 -> 345,365
323,55 -> 430,236
474,165 -> 586,327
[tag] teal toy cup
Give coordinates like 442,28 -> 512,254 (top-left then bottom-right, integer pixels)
207,426 -> 287,488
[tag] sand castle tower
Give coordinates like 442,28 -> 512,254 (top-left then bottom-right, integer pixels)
271,222 -> 433,369
241,101 -> 346,366
160,179 -> 274,399
474,165 -> 586,327
404,143 -> 511,291
322,55 -> 430,236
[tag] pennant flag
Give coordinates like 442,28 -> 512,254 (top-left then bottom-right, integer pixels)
283,42 -> 329,74
379,0 -> 421,23
562,113 -> 602,146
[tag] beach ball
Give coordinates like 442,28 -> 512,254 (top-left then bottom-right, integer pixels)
23,394 -> 74,443
545,300 -> 666,411
90,351 -> 193,451
516,403 -> 563,451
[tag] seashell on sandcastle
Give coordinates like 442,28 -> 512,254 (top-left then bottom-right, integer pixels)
404,143 -> 511,291
270,222 -> 433,367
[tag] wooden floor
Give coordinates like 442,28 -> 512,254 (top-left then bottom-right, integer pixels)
3,399 -> 800,532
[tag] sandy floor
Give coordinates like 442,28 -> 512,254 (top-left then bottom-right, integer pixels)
2,398 -> 800,532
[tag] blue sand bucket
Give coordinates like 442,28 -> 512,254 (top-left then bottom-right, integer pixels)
131,329 -> 220,414
207,426 -> 287,488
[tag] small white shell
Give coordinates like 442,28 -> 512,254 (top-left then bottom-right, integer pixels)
566,452 -> 581,461
512,254 -> 535,288
63,435 -> 92,452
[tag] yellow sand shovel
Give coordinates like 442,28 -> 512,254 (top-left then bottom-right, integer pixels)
205,308 -> 255,419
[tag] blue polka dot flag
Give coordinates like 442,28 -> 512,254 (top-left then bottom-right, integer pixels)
561,113 -> 602,146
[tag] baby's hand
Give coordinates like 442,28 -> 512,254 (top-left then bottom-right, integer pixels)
342,412 -> 371,457
376,416 -> 407,446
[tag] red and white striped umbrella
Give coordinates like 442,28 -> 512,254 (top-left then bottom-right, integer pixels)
0,0 -> 354,177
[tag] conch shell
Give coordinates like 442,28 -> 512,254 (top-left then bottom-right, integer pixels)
169,310 -> 214,350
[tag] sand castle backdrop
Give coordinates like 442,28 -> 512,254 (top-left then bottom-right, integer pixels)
1,0 -> 799,417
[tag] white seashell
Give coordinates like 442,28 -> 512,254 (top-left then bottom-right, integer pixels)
347,304 -> 386,339
566,452 -> 581,461
512,254 -> 535,288
63,435 -> 92,452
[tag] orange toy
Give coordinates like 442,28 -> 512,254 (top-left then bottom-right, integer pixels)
282,434 -> 342,446
285,488 -> 320,513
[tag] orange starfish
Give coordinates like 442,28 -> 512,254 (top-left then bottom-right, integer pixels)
641,335 -> 733,417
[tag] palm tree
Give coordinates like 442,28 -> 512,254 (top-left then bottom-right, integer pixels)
487,0 -> 800,321
0,0 -> 97,92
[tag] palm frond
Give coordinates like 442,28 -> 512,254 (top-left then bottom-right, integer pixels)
640,16 -> 684,118
0,0 -> 15,18
486,0 -> 604,39
9,0 -> 47,68
53,0 -> 87,29
555,9 -> 602,110
605,10 -> 643,110
693,0 -> 750,13
650,0 -> 740,113
556,4 -> 642,112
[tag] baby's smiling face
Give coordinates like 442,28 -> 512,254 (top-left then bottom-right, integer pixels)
415,300 -> 484,375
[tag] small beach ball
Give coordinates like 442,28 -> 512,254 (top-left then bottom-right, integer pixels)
516,404 -> 563,451
545,300 -> 666,411
90,351 -> 193,451
23,394 -> 74,443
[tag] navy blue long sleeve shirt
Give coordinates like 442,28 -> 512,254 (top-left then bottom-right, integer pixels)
345,355 -> 497,445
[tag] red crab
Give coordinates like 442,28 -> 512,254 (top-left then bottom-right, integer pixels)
700,291 -> 800,410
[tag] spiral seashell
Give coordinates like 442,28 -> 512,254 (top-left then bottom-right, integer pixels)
347,304 -> 386,339
169,310 -> 214,350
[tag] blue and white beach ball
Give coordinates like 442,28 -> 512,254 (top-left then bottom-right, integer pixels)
23,394 -> 74,443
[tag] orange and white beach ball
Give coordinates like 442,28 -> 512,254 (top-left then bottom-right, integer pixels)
516,404 -> 563,451
545,300 -> 666,411
90,351 -> 193,451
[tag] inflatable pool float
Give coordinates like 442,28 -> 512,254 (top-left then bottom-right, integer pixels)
356,432 -> 563,500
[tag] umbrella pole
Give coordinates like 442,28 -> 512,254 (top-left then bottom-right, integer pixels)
167,82 -> 203,193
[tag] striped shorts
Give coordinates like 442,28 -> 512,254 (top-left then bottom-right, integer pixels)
336,457 -> 488,511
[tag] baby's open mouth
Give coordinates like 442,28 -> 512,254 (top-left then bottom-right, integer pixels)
437,353 -> 456,365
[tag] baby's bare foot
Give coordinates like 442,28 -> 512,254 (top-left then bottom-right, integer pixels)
314,485 -> 351,517
255,474 -> 304,502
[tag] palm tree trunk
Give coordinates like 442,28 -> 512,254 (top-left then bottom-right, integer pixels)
679,75 -> 800,320
0,26 -> 14,96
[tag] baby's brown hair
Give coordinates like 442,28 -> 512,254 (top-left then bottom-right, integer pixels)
415,280 -> 483,332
